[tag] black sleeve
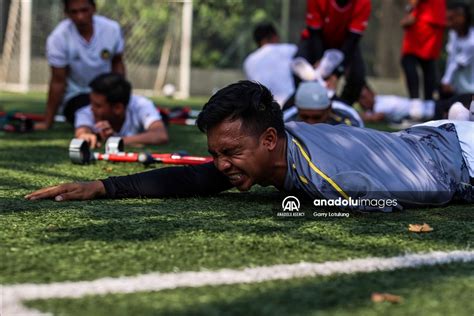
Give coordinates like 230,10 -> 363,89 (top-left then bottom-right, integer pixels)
340,32 -> 362,69
295,27 -> 324,65
101,162 -> 234,199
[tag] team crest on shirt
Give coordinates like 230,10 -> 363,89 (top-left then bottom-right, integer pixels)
100,49 -> 111,60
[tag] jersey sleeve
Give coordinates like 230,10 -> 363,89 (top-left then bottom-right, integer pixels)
348,0 -> 371,34
136,97 -> 162,130
46,32 -> 68,68
101,161 -> 234,198
74,105 -> 95,129
306,0 -> 323,29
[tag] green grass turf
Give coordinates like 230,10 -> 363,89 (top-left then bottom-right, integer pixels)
26,263 -> 474,316
1,92 -> 473,315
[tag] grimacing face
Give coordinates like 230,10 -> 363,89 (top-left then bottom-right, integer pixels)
207,119 -> 277,191
66,0 -> 95,31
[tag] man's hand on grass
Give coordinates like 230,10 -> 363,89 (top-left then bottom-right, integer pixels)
25,181 -> 106,201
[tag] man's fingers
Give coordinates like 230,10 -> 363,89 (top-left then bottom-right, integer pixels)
25,185 -> 67,200
55,189 -> 80,202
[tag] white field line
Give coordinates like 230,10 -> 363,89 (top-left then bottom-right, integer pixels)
2,250 -> 474,316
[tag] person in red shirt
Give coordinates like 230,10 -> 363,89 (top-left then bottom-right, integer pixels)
296,0 -> 372,105
400,0 -> 446,100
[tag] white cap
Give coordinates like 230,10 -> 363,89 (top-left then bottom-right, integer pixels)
295,81 -> 330,110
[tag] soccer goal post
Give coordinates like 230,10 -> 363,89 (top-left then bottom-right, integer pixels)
0,0 -> 192,98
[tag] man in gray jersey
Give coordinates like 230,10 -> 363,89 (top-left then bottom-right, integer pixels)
26,81 -> 473,212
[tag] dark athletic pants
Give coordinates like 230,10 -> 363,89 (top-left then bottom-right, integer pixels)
63,93 -> 90,125
401,54 -> 437,100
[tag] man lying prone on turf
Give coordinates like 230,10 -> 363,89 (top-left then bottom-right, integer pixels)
26,81 -> 474,211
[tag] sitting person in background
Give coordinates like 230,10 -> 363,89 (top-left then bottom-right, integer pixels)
284,81 -> 363,127
440,2 -> 474,98
243,22 -> 297,109
75,73 -> 168,148
37,0 -> 126,130
357,84 -> 472,123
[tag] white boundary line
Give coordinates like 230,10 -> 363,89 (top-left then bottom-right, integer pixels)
2,250 -> 474,315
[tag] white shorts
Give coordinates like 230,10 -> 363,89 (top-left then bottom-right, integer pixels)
415,120 -> 474,178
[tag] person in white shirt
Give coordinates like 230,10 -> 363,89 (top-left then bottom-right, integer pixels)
75,73 -> 168,148
37,0 -> 126,130
440,3 -> 474,98
358,84 -> 472,123
243,22 -> 297,109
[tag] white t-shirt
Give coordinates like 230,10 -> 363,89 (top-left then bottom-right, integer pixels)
46,15 -> 125,107
243,43 -> 297,107
75,95 -> 162,136
374,95 -> 435,122
441,28 -> 474,94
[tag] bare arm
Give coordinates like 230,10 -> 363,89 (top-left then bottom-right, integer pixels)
112,54 -> 126,76
38,67 -> 67,129
122,120 -> 169,146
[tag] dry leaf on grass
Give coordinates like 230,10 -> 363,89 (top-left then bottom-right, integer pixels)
103,167 -> 114,172
371,292 -> 403,303
408,223 -> 433,233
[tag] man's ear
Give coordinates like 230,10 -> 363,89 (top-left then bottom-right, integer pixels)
261,127 -> 278,151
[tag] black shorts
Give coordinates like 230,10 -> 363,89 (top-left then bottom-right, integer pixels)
63,94 -> 90,125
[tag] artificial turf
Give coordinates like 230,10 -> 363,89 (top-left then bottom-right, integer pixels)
1,92 -> 473,315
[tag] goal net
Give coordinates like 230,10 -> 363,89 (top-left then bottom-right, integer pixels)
0,0 -> 189,97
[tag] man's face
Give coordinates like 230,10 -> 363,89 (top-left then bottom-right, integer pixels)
90,92 -> 117,122
358,86 -> 375,110
207,119 -> 275,191
446,9 -> 466,32
65,0 -> 95,31
298,108 -> 330,124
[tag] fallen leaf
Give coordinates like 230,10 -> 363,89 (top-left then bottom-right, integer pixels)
371,292 -> 403,303
408,223 -> 433,233
103,167 -> 113,172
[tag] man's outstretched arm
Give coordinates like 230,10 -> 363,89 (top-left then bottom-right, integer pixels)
25,162 -> 233,201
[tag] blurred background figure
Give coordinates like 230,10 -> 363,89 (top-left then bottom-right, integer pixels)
440,2 -> 474,99
36,0 -> 126,130
358,84 -> 472,123
400,0 -> 446,100
243,22 -> 297,109
295,0 -> 372,105
284,81 -> 364,127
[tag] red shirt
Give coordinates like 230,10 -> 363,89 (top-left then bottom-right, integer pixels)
305,0 -> 372,48
401,0 -> 446,59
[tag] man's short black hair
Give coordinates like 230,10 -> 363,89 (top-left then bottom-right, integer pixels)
63,0 -> 96,11
253,22 -> 278,46
89,73 -> 131,106
448,2 -> 472,32
197,80 -> 285,138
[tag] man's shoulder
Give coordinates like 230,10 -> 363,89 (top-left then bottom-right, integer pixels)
129,95 -> 154,108
48,19 -> 73,40
94,15 -> 121,31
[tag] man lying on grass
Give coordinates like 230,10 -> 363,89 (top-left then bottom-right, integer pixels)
74,73 -> 168,148
26,81 -> 474,211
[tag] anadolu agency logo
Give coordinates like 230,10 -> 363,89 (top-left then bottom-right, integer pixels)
276,196 -> 305,218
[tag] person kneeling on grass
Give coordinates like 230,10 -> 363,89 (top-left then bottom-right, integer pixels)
26,81 -> 474,212
75,73 -> 168,148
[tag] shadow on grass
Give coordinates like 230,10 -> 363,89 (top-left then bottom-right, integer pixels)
1,190 -> 468,253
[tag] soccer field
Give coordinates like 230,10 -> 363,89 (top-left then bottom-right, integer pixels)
1,92 -> 473,315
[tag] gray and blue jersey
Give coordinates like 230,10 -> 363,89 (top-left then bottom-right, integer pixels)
283,121 -> 472,211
